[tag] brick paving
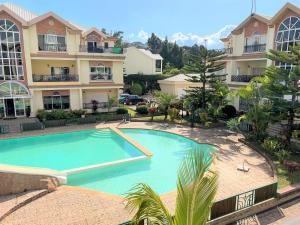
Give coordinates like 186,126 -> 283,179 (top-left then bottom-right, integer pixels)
0,122 -> 276,224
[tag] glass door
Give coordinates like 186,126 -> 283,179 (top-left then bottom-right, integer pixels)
14,98 -> 25,117
0,99 -> 4,118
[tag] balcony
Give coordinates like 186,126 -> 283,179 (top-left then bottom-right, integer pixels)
33,74 -> 79,82
38,44 -> 67,52
79,46 -> 123,54
90,73 -> 112,81
231,75 -> 257,83
244,44 -> 266,53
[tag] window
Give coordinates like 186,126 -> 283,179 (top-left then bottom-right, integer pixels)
275,16 -> 300,69
155,60 -> 162,72
43,93 -> 70,110
50,67 -> 70,76
90,65 -> 112,81
0,19 -> 23,81
104,42 -> 109,48
38,34 -> 66,51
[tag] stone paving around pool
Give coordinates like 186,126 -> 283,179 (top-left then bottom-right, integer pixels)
0,122 -> 276,225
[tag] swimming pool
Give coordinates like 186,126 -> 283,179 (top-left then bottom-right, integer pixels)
68,129 -> 215,195
0,129 -> 144,171
0,128 -> 215,195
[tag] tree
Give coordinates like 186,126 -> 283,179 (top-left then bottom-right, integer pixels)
261,46 -> 300,145
125,149 -> 218,225
208,79 -> 229,121
113,31 -> 124,47
237,81 -> 270,140
107,96 -> 116,112
184,46 -> 226,110
147,33 -> 162,54
130,83 -> 143,96
154,91 -> 177,120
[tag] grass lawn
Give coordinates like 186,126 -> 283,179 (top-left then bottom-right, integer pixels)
249,141 -> 300,189
276,154 -> 300,189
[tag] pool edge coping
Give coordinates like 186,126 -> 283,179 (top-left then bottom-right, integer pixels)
109,127 -> 153,157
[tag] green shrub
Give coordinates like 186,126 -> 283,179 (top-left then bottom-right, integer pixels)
36,110 -> 47,121
167,108 -> 179,122
130,83 -> 143,96
227,118 -> 239,130
136,106 -> 148,115
199,112 -> 208,124
262,137 -> 283,155
275,150 -> 290,164
292,130 -> 300,139
116,108 -> 128,114
71,109 -> 86,118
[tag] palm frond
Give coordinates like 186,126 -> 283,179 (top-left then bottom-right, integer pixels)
174,149 -> 218,225
125,183 -> 173,225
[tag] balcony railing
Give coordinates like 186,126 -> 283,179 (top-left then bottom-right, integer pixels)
90,73 -> 112,81
83,102 -> 108,109
244,44 -> 266,53
79,45 -> 123,54
38,43 -> 67,52
33,74 -> 79,82
231,75 -> 257,82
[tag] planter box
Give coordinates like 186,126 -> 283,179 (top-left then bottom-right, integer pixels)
78,117 -> 97,124
21,122 -> 44,132
43,119 -> 66,128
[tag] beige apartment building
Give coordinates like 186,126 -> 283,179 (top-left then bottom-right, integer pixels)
222,2 -> 300,111
0,3 -> 125,118
124,46 -> 163,75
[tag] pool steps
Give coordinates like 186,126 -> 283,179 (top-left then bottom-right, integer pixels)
109,127 -> 153,157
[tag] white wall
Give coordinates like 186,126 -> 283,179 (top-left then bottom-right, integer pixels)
124,47 -> 159,75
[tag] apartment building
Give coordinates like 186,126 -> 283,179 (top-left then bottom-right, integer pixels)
222,2 -> 300,111
124,46 -> 163,75
0,3 -> 125,118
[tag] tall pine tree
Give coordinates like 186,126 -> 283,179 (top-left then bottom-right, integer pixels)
261,45 -> 300,145
183,46 -> 226,110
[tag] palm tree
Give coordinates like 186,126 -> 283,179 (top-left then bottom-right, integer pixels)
125,150 -> 218,225
154,91 -> 178,120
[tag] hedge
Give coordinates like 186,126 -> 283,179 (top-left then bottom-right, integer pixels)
124,74 -> 170,94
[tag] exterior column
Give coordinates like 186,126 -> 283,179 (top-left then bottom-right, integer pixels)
76,58 -> 81,83
79,88 -> 83,109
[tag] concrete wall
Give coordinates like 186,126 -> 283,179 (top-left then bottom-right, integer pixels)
159,82 -> 202,97
0,172 -> 59,196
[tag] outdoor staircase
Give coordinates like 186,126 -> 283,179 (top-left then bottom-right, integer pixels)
0,117 -> 40,133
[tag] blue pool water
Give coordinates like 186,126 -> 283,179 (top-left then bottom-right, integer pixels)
68,129 -> 215,195
0,129 -> 143,171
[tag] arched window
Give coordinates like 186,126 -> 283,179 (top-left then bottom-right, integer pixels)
0,81 -> 30,99
276,16 -> 300,51
275,16 -> 300,69
0,19 -> 23,81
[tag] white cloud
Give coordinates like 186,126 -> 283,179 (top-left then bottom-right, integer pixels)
169,24 -> 236,48
127,25 -> 237,48
137,30 -> 150,40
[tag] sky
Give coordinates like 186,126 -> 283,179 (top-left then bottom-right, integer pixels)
1,0 -> 300,48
